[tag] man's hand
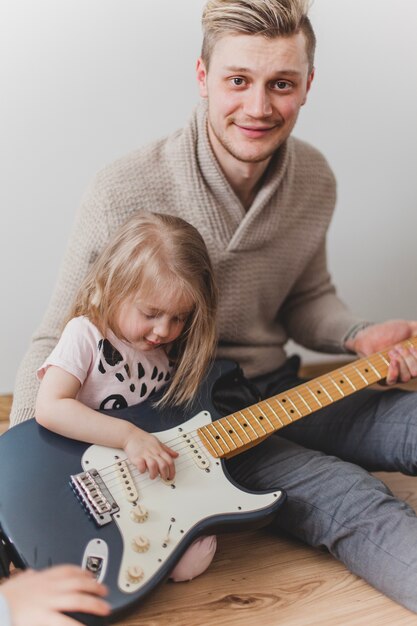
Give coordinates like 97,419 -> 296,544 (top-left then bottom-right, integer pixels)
345,319 -> 417,385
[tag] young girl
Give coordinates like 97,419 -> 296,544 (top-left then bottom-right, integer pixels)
35,211 -> 218,582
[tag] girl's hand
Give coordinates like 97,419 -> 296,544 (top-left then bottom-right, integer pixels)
124,427 -> 179,480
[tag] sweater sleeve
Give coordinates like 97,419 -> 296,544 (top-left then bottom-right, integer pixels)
280,240 -> 365,353
9,180 -> 111,426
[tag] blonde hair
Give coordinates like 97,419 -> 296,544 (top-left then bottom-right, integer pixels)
68,212 -> 218,407
201,0 -> 316,71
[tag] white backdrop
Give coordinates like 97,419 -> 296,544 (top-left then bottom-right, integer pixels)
1,0 -> 416,393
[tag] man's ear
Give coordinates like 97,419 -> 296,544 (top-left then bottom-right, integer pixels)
196,58 -> 208,98
301,67 -> 315,106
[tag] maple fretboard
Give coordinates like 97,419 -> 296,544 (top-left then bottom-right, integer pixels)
197,337 -> 417,459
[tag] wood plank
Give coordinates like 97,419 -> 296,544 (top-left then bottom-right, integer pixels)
0,394 -> 12,435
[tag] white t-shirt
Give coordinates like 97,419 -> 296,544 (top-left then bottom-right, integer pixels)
37,316 -> 172,410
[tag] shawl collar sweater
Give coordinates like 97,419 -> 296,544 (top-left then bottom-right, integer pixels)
11,102 -> 360,425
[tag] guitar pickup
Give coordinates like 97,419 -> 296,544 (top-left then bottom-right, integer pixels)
181,432 -> 210,470
70,469 -> 119,527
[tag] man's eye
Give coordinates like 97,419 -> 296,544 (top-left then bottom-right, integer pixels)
230,77 -> 245,87
273,80 -> 291,90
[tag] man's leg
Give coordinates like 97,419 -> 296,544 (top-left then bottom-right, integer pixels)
255,366 -> 417,474
225,435 -> 417,612
218,363 -> 417,611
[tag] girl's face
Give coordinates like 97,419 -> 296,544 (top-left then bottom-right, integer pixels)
115,289 -> 194,352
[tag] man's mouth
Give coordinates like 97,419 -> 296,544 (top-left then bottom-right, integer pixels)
234,123 -> 277,138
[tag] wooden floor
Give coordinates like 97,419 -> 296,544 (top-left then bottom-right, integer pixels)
2,370 -> 417,625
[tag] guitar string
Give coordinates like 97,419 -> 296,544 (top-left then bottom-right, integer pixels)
98,443 -> 213,493
94,434 -> 200,479
101,452 -> 202,493
104,455 -> 212,500
82,425 -> 219,480
72,362 -> 393,508
77,363 -> 386,496
78,432 -> 210,493
80,453 -> 209,504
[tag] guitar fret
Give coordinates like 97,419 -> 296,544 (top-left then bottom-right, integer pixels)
247,406 -> 274,433
217,420 -> 237,449
340,371 -> 356,391
364,358 -> 381,378
286,394 -> 302,417
274,398 -> 293,421
198,427 -> 221,457
238,411 -> 259,439
318,381 -> 333,402
295,390 -> 312,414
230,414 -> 253,443
223,417 -> 245,445
328,375 -> 345,397
380,354 -> 389,366
247,409 -> 268,435
204,423 -> 230,454
233,413 -> 252,443
264,397 -> 291,426
197,336 -> 417,460
305,384 -> 323,408
352,365 -> 369,385
262,398 -> 286,430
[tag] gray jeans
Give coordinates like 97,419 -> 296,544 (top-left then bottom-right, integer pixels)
223,360 -> 417,612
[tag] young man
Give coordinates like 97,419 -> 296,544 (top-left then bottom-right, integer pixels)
9,0 -> 417,612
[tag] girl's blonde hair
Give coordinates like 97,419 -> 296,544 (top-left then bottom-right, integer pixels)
68,212 -> 218,407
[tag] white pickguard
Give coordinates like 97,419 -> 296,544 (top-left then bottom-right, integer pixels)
81,411 -> 282,594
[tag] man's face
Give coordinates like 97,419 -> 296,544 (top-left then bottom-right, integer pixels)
197,32 -> 314,165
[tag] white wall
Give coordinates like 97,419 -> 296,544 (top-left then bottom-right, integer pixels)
1,0 -> 416,393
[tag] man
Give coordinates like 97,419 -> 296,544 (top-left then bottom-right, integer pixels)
9,0 -> 417,612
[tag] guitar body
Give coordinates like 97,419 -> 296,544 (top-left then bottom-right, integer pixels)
0,360 -> 284,620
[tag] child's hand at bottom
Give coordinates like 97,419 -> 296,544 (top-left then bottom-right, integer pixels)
1,565 -> 110,626
124,427 -> 178,480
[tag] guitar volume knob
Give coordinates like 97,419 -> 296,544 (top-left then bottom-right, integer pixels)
126,565 -> 144,583
130,504 -> 148,523
132,535 -> 150,553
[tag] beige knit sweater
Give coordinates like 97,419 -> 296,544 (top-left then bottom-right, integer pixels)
10,102 -> 361,425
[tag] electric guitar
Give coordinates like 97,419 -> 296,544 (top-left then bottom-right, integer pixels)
0,341 -> 415,621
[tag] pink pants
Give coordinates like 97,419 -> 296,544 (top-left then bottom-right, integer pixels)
169,535 -> 217,582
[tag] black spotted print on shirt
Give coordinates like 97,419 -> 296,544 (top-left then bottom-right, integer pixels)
98,339 -> 129,408
98,339 -> 123,374
97,337 -> 170,409
99,394 -> 128,410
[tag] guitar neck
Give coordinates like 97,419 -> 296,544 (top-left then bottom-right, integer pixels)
198,337 -> 417,460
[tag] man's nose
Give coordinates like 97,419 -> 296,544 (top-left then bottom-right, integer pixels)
244,85 -> 272,118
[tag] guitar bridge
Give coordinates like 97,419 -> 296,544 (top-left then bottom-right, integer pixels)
70,469 -> 119,527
